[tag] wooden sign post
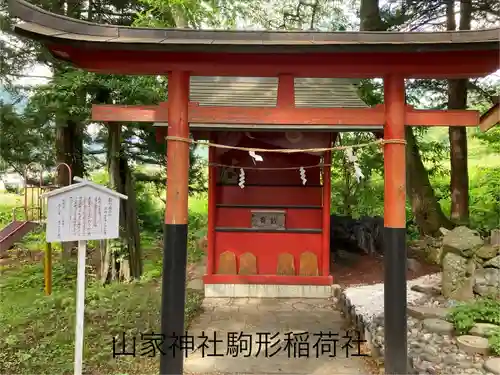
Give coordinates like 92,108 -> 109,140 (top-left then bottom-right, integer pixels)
41,177 -> 127,375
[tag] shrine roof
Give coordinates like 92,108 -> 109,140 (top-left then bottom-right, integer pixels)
188,77 -> 367,108
9,0 -> 500,54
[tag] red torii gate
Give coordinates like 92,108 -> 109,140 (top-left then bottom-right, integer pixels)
9,1 -> 499,374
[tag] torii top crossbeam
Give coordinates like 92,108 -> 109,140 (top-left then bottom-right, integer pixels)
9,0 -> 499,79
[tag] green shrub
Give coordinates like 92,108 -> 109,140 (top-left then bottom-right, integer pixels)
447,298 -> 500,355
187,210 -> 208,263
489,329 -> 500,356
447,298 -> 500,334
135,181 -> 164,234
4,183 -> 21,194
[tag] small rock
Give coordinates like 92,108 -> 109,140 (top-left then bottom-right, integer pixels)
420,352 -> 439,363
331,284 -> 342,298
407,258 -> 422,272
491,229 -> 500,247
469,323 -> 500,338
422,318 -> 454,334
440,227 -> 451,236
456,335 -> 490,356
475,245 -> 499,259
194,264 -> 206,276
443,354 -> 457,364
442,226 -> 484,257
426,246 -> 443,265
411,284 -> 441,296
483,255 -> 500,268
407,306 -> 450,320
484,357 -> 500,375
474,268 -> 500,298
442,252 -> 475,301
187,278 -> 204,290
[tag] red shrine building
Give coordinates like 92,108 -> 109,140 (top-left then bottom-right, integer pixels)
171,76 -> 371,298
9,1 -> 499,373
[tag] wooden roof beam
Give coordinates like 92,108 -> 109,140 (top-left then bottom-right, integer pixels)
479,103 -> 499,132
66,49 -> 498,79
91,103 -> 480,127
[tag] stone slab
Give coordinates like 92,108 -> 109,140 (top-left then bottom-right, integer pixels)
205,284 -> 333,298
456,335 -> 490,356
187,278 -> 204,291
407,306 -> 450,320
422,318 -> 454,334
484,357 -> 500,375
185,298 -> 369,375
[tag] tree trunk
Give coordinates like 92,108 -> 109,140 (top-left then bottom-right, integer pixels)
360,0 -> 385,30
55,0 -> 85,259
101,123 -> 142,283
447,0 -> 471,225
406,127 -> 454,235
360,0 -> 453,235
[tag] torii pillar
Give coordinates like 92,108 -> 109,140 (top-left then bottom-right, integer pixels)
383,74 -> 408,374
161,70 -> 190,375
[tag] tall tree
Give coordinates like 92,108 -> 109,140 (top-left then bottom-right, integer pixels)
447,0 -> 472,225
360,0 -> 453,235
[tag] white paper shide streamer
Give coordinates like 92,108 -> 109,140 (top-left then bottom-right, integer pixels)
238,168 -> 246,189
345,149 -> 364,182
249,150 -> 263,164
299,166 -> 307,185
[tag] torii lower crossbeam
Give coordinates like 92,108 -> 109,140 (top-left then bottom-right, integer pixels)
92,103 -> 480,127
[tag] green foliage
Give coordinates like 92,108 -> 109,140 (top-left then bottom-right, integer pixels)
188,209 -> 208,263
447,298 -> 500,355
0,260 -> 203,374
490,329 -> 500,356
447,298 -> 500,334
135,180 -> 164,233
0,102 -> 55,174
433,167 -> 500,231
3,182 -> 20,194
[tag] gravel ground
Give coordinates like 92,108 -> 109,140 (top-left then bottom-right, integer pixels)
342,273 -> 500,375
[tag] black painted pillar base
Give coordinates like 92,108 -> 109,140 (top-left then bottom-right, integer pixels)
160,224 -> 188,375
384,227 -> 408,375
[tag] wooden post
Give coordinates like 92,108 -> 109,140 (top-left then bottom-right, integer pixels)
74,240 -> 87,375
383,74 -> 408,374
321,137 -> 332,277
206,137 -> 216,277
44,242 -> 52,295
160,70 -> 190,375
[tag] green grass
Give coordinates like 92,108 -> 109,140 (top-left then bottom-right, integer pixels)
0,261 -> 203,375
423,128 -> 500,169
0,187 -> 207,375
188,194 -> 208,214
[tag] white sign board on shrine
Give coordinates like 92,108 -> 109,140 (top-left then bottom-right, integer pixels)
42,178 -> 128,243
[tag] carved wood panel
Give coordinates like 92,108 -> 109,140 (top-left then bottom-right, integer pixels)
299,252 -> 319,276
251,210 -> 286,230
217,251 -> 237,274
277,253 -> 295,276
239,252 -> 257,275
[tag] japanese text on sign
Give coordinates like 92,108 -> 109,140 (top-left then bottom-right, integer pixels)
112,330 -> 367,359
45,185 -> 120,242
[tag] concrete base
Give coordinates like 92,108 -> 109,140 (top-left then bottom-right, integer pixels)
204,283 -> 334,298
